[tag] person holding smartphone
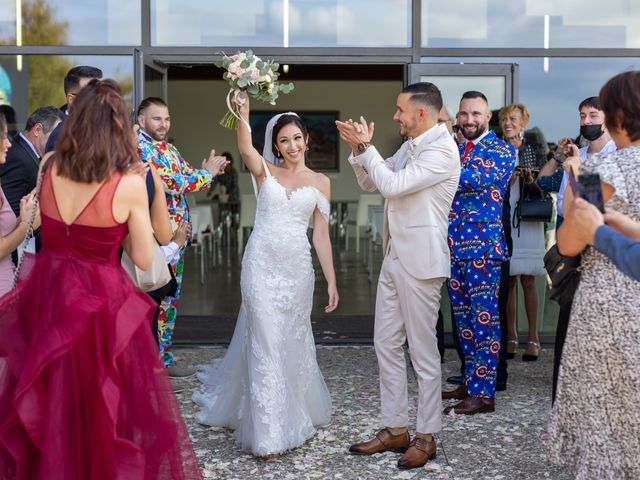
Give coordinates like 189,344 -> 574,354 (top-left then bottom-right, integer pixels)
542,97 -> 617,229
541,96 -> 619,405
548,70 -> 640,480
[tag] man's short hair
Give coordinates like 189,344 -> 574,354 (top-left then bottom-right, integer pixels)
137,97 -> 168,117
578,96 -> 601,112
461,90 -> 489,104
63,66 -> 103,95
0,105 -> 16,125
25,106 -> 64,134
402,82 -> 443,112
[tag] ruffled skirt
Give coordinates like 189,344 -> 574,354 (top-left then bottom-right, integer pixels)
0,252 -> 201,480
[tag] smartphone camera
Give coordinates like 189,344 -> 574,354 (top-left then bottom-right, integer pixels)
552,150 -> 567,164
578,173 -> 605,213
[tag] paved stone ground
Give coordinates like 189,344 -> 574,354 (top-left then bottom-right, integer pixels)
171,346 -> 572,480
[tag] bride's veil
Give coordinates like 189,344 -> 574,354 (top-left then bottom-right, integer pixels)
250,111 -> 299,195
261,111 -> 299,165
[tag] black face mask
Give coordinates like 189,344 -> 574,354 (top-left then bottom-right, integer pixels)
580,124 -> 605,142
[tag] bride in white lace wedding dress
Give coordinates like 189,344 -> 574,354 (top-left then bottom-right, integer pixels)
193,96 -> 339,458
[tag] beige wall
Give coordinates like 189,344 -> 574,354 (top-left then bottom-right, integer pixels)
167,78 -> 404,203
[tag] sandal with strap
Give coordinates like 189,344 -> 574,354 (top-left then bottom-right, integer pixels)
506,340 -> 518,359
522,341 -> 540,362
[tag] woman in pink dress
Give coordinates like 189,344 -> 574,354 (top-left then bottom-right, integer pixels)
0,80 -> 202,480
0,113 -> 41,296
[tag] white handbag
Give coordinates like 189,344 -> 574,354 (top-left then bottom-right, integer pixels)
121,243 -> 171,292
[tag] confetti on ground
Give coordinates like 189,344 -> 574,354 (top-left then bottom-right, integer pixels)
172,346 -> 571,479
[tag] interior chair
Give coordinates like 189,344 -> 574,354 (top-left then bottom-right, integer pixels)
345,193 -> 383,253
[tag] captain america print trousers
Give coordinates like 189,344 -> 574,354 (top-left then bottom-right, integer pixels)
447,259 -> 502,398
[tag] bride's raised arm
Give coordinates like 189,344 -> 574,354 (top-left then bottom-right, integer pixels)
233,93 -> 269,181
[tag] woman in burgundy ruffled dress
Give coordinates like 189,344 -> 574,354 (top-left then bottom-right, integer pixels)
0,79 -> 201,480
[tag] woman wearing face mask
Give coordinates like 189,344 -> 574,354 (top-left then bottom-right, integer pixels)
548,97 -> 617,229
499,104 -> 547,362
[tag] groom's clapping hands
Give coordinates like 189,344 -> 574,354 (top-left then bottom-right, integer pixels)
336,116 -> 375,155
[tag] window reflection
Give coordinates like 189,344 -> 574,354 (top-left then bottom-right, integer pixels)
152,0 -> 410,47
420,57 -> 640,143
0,0 -> 140,46
422,0 -> 640,48
0,55 -> 132,128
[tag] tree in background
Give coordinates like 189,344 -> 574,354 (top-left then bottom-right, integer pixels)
22,0 -> 71,112
2,0 -> 133,113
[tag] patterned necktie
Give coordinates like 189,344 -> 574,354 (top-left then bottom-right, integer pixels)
463,141 -> 474,161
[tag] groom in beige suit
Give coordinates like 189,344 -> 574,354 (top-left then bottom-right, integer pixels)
336,82 -> 460,470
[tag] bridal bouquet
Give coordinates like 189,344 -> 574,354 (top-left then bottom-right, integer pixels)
216,50 -> 295,130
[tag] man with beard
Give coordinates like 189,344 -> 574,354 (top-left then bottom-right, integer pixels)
137,97 -> 227,376
442,91 -> 515,415
338,82 -> 460,470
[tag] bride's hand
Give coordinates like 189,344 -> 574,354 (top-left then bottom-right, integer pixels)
325,284 -> 339,313
232,90 -> 250,117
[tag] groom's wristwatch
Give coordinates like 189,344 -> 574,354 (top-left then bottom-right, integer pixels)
356,142 -> 370,154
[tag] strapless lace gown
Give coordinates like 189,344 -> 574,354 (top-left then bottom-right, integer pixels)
193,167 -> 332,456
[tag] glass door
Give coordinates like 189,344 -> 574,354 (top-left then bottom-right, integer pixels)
408,63 -> 518,114
133,48 -> 168,109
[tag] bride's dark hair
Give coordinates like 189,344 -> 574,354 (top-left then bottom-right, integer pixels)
271,114 -> 308,159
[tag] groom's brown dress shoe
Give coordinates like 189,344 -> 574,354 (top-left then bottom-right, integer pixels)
348,428 -> 410,455
397,437 -> 437,470
443,396 -> 495,415
441,384 -> 468,400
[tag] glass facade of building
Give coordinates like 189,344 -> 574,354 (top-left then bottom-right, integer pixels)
0,0 -> 638,330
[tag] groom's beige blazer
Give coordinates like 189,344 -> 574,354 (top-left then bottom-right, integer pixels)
349,123 -> 461,280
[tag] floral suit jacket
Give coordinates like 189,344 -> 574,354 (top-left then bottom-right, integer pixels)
137,129 -> 213,232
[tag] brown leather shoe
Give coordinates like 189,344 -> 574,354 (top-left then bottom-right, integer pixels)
349,428 -> 410,455
443,396 -> 495,415
397,436 -> 437,469
441,384 -> 468,400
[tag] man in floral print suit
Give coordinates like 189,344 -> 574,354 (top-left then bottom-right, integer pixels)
442,91 -> 515,414
137,97 -> 227,375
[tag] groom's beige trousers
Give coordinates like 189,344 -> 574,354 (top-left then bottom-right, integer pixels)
374,240 -> 444,434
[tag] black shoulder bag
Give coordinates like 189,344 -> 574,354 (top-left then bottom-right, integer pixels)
543,244 -> 581,308
513,176 -> 553,235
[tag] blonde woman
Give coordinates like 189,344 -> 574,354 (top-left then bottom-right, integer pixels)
499,104 -> 547,361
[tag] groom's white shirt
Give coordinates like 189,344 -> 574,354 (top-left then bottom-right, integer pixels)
348,123 -> 461,280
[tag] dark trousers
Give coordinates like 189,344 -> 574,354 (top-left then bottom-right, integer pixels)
437,259 -> 509,386
436,309 -> 462,369
552,302 -> 572,404
436,303 -> 463,373
496,260 -> 509,386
